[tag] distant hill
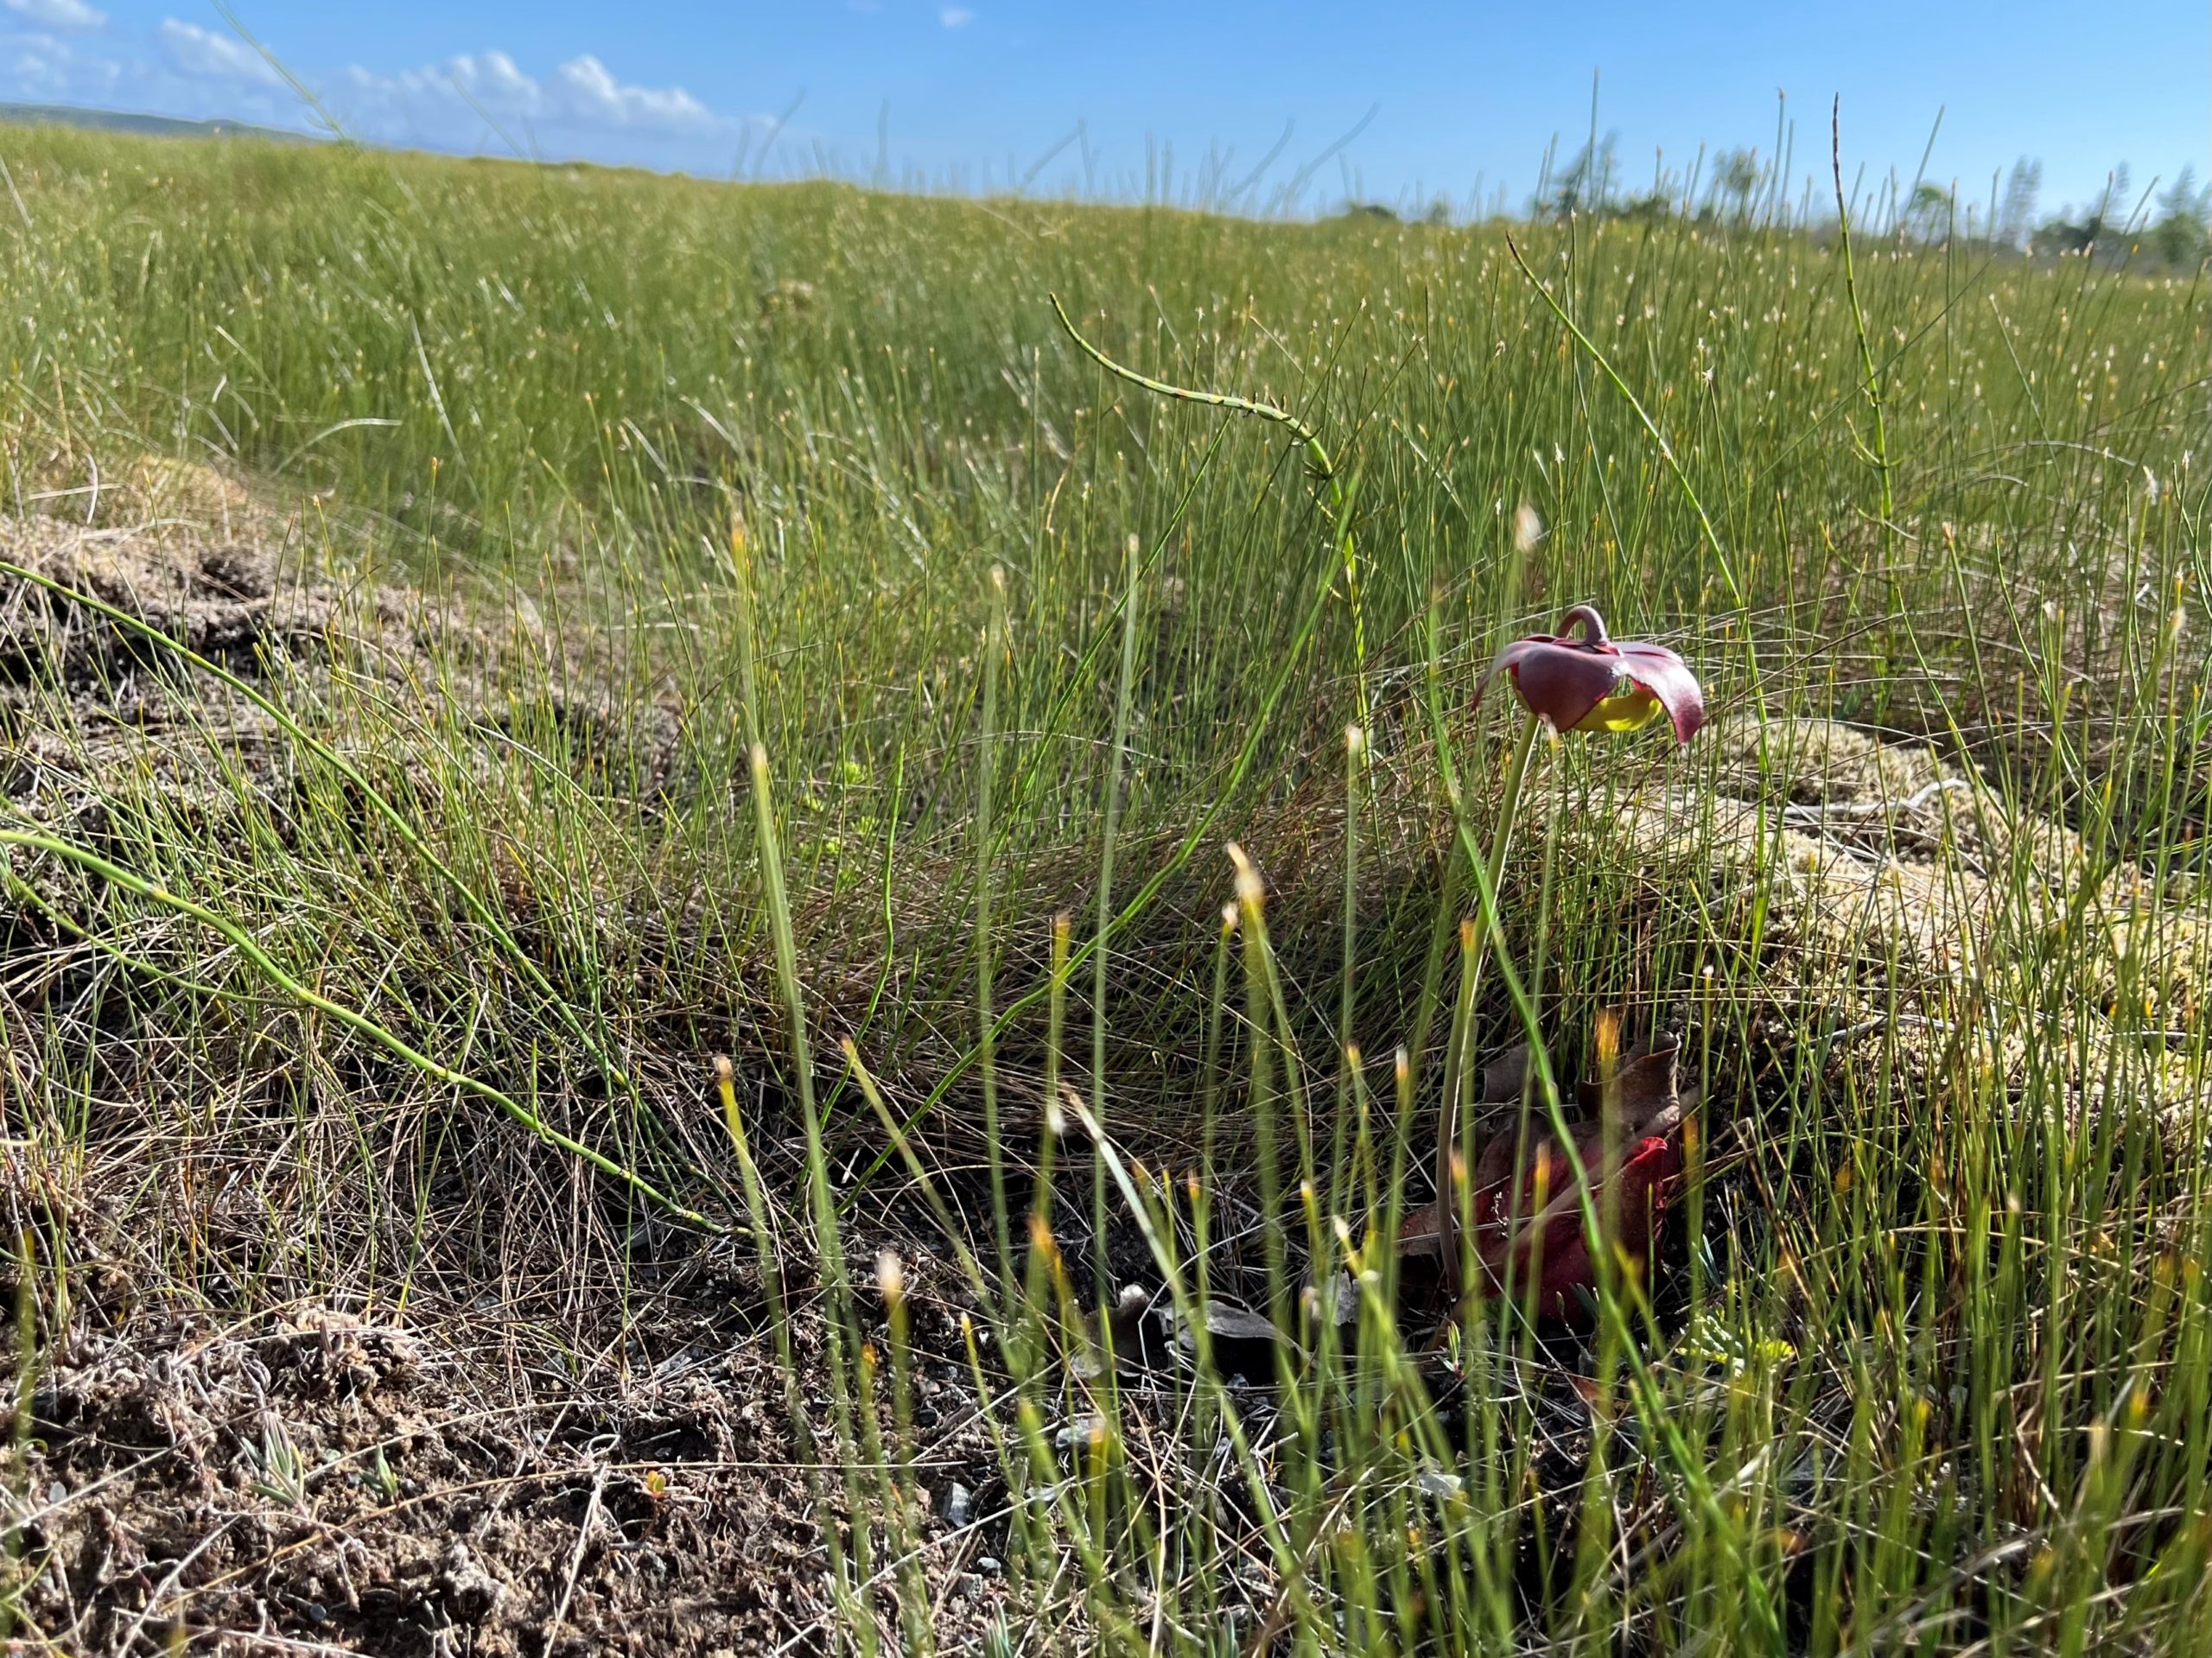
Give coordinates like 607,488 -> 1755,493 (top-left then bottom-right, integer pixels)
0,103 -> 316,144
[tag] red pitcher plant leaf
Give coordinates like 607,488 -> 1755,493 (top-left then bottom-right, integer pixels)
1402,1039 -> 1691,1325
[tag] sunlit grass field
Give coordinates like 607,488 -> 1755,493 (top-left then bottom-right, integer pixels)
1,123 -> 2209,1654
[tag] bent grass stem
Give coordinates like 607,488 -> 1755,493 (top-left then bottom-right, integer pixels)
1049,292 -> 1371,729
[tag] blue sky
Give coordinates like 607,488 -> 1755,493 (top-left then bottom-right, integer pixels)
3,1 -> 2205,224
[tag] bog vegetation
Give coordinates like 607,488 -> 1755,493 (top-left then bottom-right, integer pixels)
0,122 -> 2209,1654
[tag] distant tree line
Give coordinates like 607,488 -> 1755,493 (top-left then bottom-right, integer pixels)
2024,164 -> 2211,268
1339,135 -> 2212,272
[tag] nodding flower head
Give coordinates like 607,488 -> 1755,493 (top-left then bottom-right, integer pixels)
1484,605 -> 1704,742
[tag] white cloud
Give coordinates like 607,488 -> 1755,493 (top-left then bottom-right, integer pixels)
3,29 -> 119,98
0,22 -> 727,166
2,0 -> 106,29
939,7 -> 974,25
342,50 -> 541,126
159,18 -> 281,86
435,48 -> 541,114
335,49 -> 719,144
548,54 -> 712,131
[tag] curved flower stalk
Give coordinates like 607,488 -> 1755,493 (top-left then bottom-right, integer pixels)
1428,602 -> 1705,1311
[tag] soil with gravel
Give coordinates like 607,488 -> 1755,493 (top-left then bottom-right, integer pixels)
7,1232 -> 1014,1656
0,505 -> 1018,1655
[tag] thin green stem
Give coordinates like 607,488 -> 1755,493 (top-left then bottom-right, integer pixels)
1497,240 -> 1745,614
1430,710 -> 1541,1295
1834,100 -> 1899,549
978,566 -> 1011,1296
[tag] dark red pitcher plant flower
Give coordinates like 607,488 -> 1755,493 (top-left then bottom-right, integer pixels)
1485,603 -> 1704,740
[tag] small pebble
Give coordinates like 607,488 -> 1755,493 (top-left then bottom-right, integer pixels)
46,1482 -> 67,1507
942,1481 -> 973,1530
1416,1468 -> 1465,1500
973,1556 -> 1002,1579
1053,1415 -> 1104,1452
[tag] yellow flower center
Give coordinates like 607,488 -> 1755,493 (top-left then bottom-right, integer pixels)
1570,683 -> 1663,733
